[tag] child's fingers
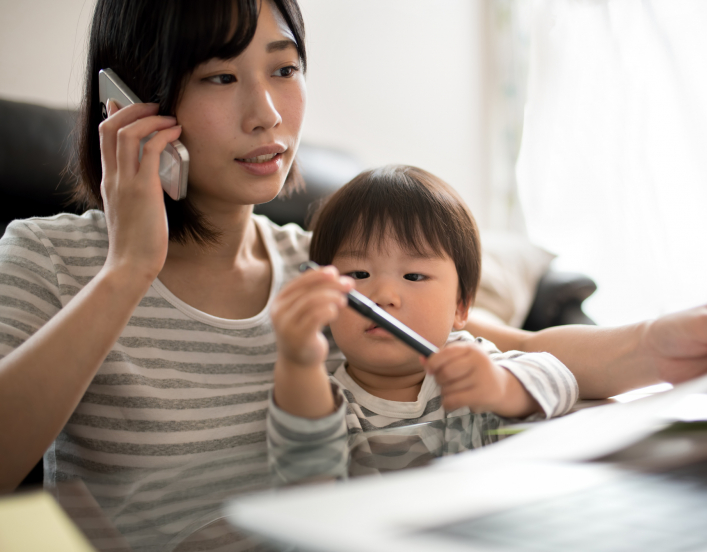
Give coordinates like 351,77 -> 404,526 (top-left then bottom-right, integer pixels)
286,292 -> 347,332
274,289 -> 344,337
424,345 -> 470,374
273,283 -> 349,333
279,266 -> 353,304
274,301 -> 338,363
442,389 -> 486,412
433,361 -> 475,387
276,283 -> 347,318
274,269 -> 348,315
437,372 -> 479,395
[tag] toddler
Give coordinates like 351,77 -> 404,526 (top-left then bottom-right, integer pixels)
267,165 -> 578,476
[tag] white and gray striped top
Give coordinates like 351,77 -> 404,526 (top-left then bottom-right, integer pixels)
0,211 -> 344,550
268,331 -> 579,482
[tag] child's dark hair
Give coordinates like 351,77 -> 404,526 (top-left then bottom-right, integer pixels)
73,0 -> 306,246
309,165 -> 481,307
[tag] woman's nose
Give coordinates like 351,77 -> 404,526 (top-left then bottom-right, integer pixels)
241,81 -> 282,133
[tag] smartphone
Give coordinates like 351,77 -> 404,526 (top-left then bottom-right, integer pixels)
98,68 -> 189,201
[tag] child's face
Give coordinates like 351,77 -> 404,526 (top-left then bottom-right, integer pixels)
329,233 -> 469,377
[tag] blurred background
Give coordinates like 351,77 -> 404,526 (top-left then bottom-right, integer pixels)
1,0 -> 706,327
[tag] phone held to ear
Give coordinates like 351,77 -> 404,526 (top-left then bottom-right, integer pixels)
98,68 -> 189,201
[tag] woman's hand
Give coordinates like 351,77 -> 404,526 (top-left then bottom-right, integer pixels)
424,341 -> 540,418
98,100 -> 183,283
641,305 -> 707,384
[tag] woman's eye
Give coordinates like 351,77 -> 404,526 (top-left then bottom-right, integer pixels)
347,271 -> 370,280
404,273 -> 427,282
206,74 -> 236,85
274,65 -> 300,78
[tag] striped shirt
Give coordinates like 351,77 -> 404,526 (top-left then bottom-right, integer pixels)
268,331 -> 578,482
0,211 -> 344,549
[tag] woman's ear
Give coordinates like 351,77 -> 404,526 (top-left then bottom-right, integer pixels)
453,299 -> 470,330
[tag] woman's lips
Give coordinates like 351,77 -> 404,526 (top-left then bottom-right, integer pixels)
234,152 -> 284,176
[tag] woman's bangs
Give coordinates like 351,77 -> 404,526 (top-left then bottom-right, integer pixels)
179,0 -> 260,70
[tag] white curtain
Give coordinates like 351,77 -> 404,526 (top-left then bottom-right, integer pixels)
517,0 -> 707,326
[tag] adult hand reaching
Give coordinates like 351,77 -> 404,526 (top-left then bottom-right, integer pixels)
641,305 -> 707,384
467,304 -> 707,399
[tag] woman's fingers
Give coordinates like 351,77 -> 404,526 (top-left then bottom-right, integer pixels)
137,125 -> 183,182
114,115 -> 179,182
99,102 -> 159,176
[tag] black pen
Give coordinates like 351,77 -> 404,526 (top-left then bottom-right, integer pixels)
299,261 -> 439,357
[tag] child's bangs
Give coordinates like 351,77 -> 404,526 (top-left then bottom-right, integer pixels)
343,209 -> 448,261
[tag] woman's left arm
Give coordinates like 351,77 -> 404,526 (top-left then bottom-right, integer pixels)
466,306 -> 707,399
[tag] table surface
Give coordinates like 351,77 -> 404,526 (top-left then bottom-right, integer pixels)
33,388 -> 704,552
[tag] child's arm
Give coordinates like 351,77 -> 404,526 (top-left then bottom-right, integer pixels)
424,336 -> 579,419
424,341 -> 542,418
271,266 -> 353,419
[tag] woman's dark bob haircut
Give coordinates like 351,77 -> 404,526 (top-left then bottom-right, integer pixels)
309,165 -> 482,308
74,0 -> 306,245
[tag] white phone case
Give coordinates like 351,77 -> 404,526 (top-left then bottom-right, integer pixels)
98,68 -> 188,201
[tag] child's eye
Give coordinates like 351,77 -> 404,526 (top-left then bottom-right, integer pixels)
347,271 -> 370,280
205,74 -> 236,85
274,65 -> 300,78
404,273 -> 427,282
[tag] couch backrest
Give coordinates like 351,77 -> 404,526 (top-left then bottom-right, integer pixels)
0,99 -> 80,235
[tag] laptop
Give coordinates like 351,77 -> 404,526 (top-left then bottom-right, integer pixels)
225,374 -> 707,552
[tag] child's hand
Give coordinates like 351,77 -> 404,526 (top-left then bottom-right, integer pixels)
423,341 -> 540,419
271,266 -> 354,369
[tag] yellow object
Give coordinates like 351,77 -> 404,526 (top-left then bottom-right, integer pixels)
0,491 -> 96,552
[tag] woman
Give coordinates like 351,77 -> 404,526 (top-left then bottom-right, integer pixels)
1,0 -> 706,496
0,0 -> 324,495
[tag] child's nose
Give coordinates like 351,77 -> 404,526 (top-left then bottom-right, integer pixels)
370,280 -> 400,309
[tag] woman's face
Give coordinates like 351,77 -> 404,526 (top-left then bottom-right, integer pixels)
176,0 -> 306,213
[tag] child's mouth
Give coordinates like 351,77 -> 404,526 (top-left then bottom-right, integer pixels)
365,323 -> 392,337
